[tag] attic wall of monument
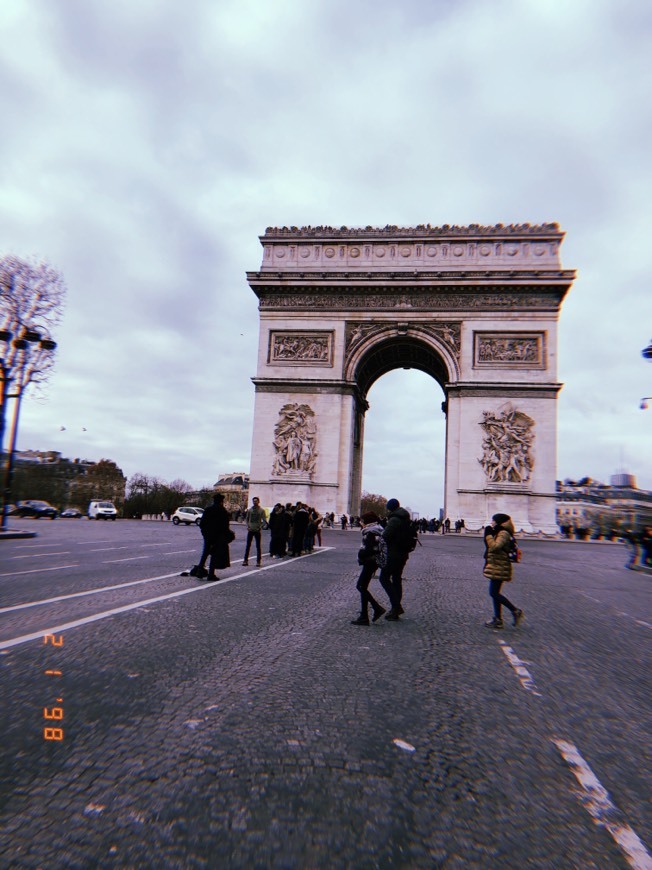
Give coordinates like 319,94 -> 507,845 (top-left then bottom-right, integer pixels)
261,239 -> 563,271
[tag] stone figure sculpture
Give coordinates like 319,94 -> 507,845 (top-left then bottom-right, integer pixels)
272,403 -> 318,477
479,403 -> 535,484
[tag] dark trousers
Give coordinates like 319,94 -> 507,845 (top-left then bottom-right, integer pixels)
270,533 -> 287,557
244,530 -> 262,563
489,579 -> 515,619
292,524 -> 309,556
198,539 -> 211,568
378,554 -> 407,610
356,561 -> 383,616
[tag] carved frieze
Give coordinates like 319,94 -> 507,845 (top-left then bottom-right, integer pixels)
478,403 -> 535,485
259,292 -> 560,311
268,331 -> 333,366
272,403 -> 318,479
474,332 -> 546,368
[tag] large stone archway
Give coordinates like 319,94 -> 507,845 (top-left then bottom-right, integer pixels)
246,224 -> 575,533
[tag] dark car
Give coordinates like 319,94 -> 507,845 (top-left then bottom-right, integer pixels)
60,508 -> 83,518
14,500 -> 58,519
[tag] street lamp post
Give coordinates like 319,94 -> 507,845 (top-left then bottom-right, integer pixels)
0,330 -> 57,530
640,339 -> 652,410
642,339 -> 652,362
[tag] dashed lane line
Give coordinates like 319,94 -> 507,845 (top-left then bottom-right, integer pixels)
552,738 -> 652,870
0,564 -> 79,578
497,637 -> 651,868
497,639 -> 542,696
106,555 -> 152,563
0,549 -> 332,649
8,551 -> 72,559
87,546 -> 129,553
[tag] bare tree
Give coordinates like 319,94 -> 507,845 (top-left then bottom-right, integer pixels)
1,256 -> 67,526
0,255 -> 66,394
360,491 -> 390,516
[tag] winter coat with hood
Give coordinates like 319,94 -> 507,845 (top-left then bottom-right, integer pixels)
483,517 -> 515,582
383,506 -> 412,558
358,521 -> 384,566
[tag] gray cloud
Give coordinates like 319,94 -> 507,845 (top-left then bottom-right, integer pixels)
1,0 -> 651,512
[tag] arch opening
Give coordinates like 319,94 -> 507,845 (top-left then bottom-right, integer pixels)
362,368 -> 446,518
353,335 -> 452,400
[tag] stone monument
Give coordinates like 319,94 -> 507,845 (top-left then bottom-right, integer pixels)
246,223 -> 575,532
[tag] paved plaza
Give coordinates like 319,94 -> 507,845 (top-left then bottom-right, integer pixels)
1,522 -> 650,868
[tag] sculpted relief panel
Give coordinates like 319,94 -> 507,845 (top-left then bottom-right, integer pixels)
272,403 -> 318,479
475,332 -> 545,368
268,331 -> 333,366
479,403 -> 535,485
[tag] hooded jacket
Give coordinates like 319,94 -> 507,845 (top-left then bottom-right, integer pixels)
483,517 -> 516,582
358,521 -> 384,565
382,506 -> 412,558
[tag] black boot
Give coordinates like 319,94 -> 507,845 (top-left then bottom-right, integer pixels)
351,614 -> 370,625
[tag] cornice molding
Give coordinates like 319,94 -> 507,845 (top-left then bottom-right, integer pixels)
247,270 -> 575,284
446,383 -> 563,397
251,377 -> 361,397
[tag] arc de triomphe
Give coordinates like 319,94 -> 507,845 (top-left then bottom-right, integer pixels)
246,224 -> 575,533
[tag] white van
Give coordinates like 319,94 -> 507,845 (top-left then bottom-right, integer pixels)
88,500 -> 118,520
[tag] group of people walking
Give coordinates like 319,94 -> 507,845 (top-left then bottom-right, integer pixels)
352,498 -> 414,624
187,494 -> 524,630
350,506 -> 523,629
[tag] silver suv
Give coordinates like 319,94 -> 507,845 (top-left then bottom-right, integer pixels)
171,506 -> 204,526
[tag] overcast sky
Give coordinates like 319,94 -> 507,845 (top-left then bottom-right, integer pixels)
1,0 -> 651,516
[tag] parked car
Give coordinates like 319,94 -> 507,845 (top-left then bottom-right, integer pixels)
14,500 -> 58,519
88,500 -> 118,520
60,508 -> 83,518
171,506 -> 204,526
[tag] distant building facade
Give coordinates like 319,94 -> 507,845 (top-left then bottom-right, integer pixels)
213,472 -> 250,512
556,474 -> 652,538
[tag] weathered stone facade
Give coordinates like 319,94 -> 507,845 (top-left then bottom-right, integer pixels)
247,224 -> 575,532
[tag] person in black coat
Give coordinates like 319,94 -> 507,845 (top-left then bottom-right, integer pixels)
291,502 -> 310,557
268,503 -> 290,557
198,493 -> 232,581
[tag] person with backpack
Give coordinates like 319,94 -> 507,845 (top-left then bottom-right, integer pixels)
483,512 -> 524,629
350,511 -> 387,626
378,498 -> 414,621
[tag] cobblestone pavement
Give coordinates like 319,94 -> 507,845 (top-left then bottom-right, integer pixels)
1,526 -> 650,868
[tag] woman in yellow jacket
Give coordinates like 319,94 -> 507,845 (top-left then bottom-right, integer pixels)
483,513 -> 524,629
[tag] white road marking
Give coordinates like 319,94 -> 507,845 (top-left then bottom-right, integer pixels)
552,738 -> 652,870
497,639 -> 542,696
106,555 -> 151,563
635,619 -> 652,630
0,572 -> 183,612
0,564 -> 79,578
87,547 -> 129,553
0,549 -> 332,649
9,552 -> 72,559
